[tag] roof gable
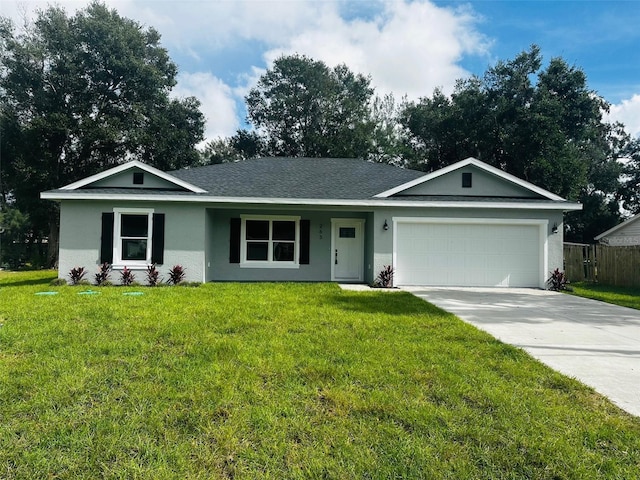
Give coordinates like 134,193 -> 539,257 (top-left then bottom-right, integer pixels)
60,160 -> 206,193
375,157 -> 565,201
595,213 -> 640,241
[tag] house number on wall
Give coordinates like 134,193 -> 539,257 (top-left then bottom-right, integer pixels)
319,223 -> 323,239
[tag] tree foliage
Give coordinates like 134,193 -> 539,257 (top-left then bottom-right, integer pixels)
368,94 -> 412,166
0,2 -> 204,265
199,129 -> 265,165
399,45 -> 635,242
618,137 -> 640,213
0,206 -> 32,269
245,55 -> 375,158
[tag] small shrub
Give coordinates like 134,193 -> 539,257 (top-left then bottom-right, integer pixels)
120,267 -> 136,286
146,263 -> 161,287
50,278 -> 67,286
167,265 -> 186,285
374,265 -> 395,288
68,266 -> 87,285
547,268 -> 569,291
94,262 -> 112,286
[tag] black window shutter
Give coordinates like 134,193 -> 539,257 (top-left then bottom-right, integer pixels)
100,213 -> 114,264
151,213 -> 165,264
229,218 -> 241,263
300,219 -> 310,265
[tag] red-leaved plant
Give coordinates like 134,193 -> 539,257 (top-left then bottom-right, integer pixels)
68,266 -> 87,285
120,266 -> 136,286
167,265 -> 186,285
546,268 -> 568,291
94,262 -> 111,286
146,264 -> 161,286
374,265 -> 394,288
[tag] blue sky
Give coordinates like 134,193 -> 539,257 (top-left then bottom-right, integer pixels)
445,1 -> 640,103
4,0 -> 640,143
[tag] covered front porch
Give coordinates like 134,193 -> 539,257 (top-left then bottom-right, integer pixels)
204,207 -> 375,283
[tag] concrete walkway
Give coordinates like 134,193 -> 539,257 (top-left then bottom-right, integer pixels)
403,287 -> 640,417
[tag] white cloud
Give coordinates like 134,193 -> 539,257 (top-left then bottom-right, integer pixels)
110,0 -> 490,101
263,1 -> 490,99
608,95 -> 640,138
114,0 -> 325,54
172,72 -> 240,142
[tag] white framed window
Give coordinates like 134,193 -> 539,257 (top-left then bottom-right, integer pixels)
240,215 -> 300,268
113,207 -> 154,267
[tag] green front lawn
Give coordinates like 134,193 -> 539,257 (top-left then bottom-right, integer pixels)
1,271 -> 639,478
570,282 -> 640,310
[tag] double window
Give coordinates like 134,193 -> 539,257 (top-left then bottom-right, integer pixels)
241,216 -> 300,267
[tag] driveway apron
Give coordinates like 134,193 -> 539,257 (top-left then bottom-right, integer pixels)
403,287 -> 640,417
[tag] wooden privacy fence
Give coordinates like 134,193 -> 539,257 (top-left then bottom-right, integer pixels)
564,243 -> 640,287
595,245 -> 640,287
563,243 -> 596,283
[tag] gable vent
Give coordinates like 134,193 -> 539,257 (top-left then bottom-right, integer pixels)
133,172 -> 144,185
462,172 -> 472,188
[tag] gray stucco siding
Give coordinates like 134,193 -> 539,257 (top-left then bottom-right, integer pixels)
58,200 -> 105,280
400,166 -> 539,198
58,200 -> 207,283
90,168 -> 180,190
58,199 -> 565,287
206,207 -> 371,282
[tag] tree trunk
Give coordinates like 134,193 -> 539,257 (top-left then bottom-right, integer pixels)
47,211 -> 60,269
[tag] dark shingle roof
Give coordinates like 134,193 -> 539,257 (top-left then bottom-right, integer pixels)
169,157 -> 424,199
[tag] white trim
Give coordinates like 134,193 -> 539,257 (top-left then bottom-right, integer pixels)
111,264 -> 152,271
112,207 -> 155,268
375,157 -> 566,201
59,160 -> 207,193
330,218 -> 365,282
239,215 -> 301,269
594,213 -> 640,241
392,217 -> 548,288
40,191 -> 582,211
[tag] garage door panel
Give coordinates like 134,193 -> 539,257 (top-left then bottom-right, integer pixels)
395,222 -> 540,287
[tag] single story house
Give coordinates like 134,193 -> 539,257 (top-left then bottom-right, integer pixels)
41,157 -> 581,288
595,213 -> 640,246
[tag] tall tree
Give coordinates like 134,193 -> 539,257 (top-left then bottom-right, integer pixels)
0,2 -> 205,265
245,55 -> 375,158
368,94 -> 412,166
400,45 -> 630,242
617,137 -> 640,214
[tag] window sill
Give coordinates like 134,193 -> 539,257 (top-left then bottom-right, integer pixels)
112,263 -> 155,270
240,262 -> 300,269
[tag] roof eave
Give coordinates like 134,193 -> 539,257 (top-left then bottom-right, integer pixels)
40,191 -> 582,211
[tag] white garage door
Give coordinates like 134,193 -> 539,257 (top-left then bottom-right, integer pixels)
395,221 -> 542,287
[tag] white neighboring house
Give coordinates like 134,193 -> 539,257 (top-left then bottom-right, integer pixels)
595,214 -> 640,246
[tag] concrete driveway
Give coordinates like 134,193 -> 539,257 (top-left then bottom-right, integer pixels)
403,287 -> 640,417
